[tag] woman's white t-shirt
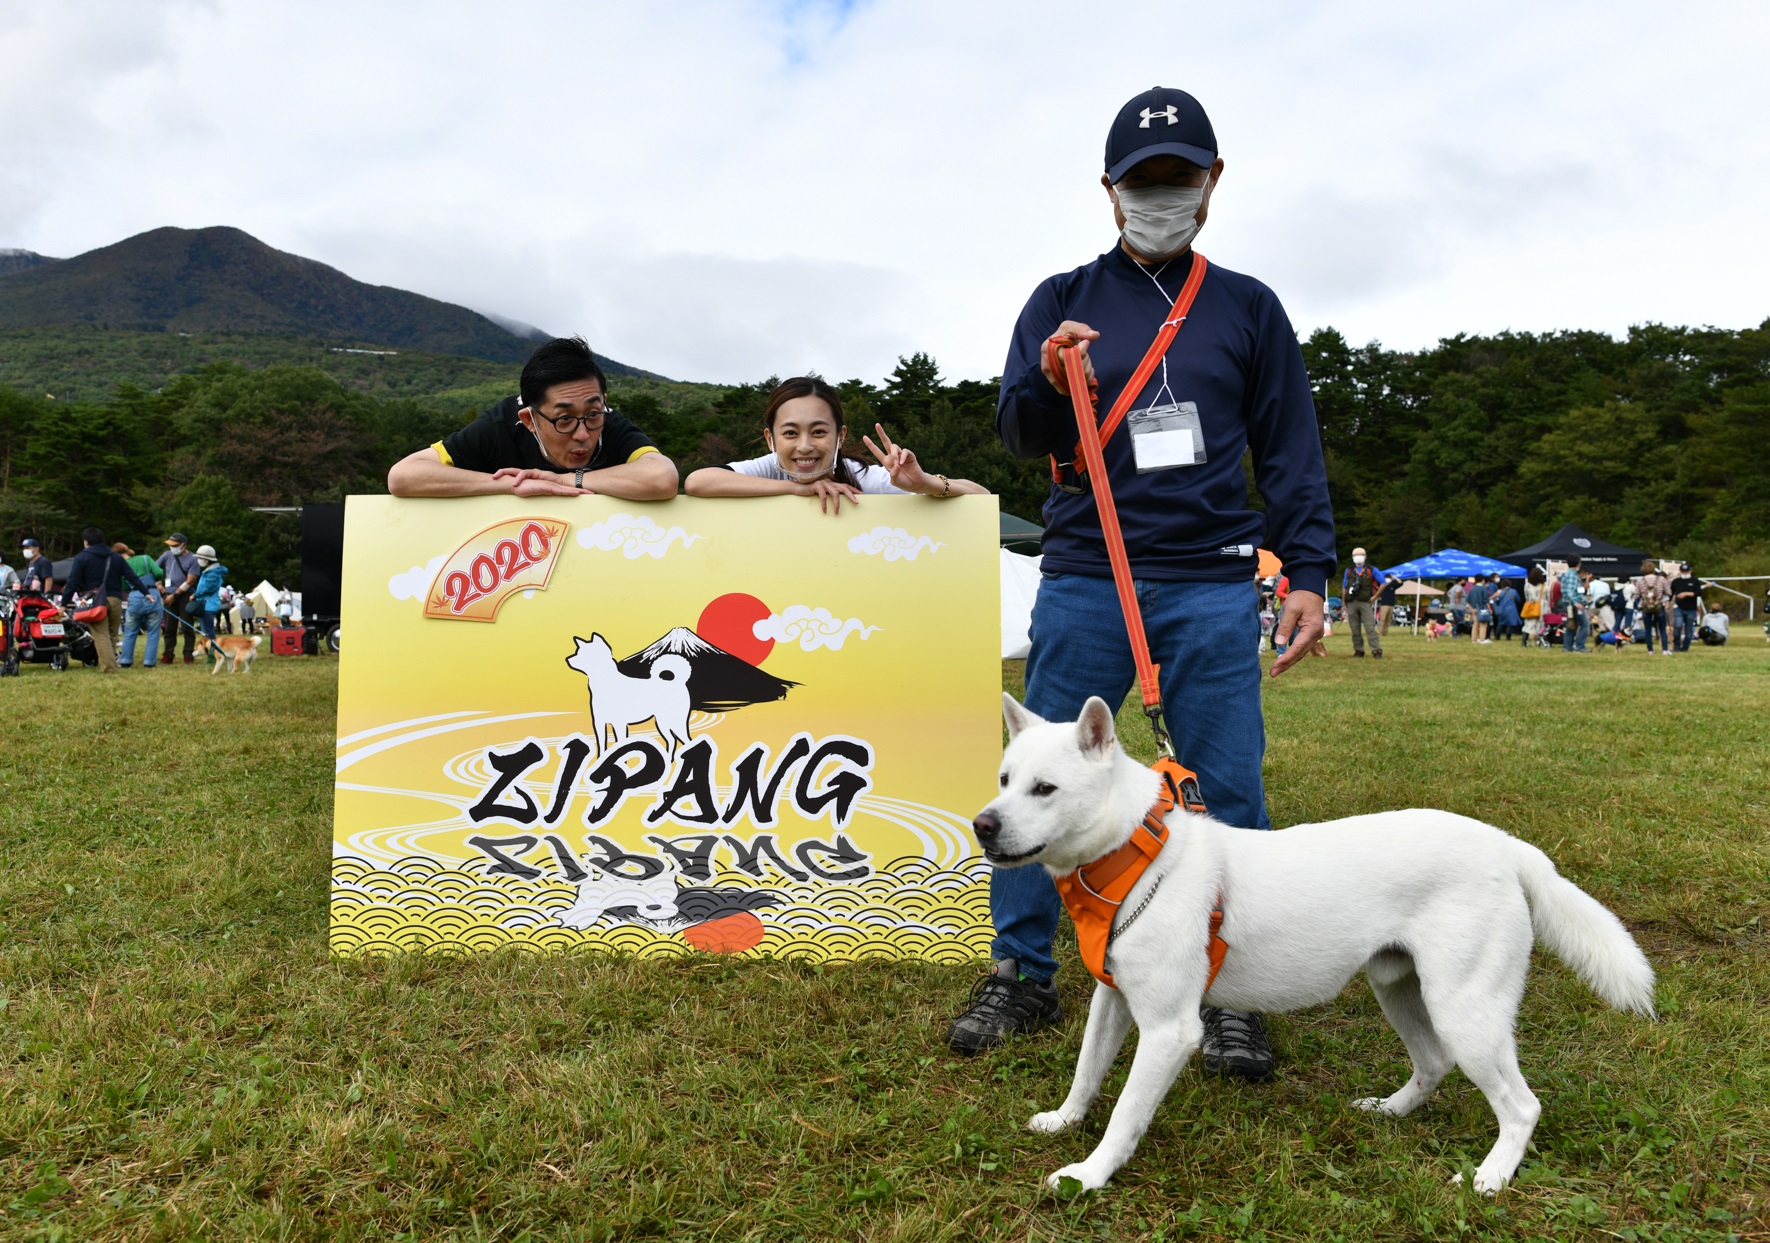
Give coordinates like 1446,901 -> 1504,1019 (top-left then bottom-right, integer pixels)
725,454 -> 906,494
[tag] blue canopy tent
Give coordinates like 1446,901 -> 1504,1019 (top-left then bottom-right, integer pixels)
1382,548 -> 1529,580
1379,549 -> 1529,635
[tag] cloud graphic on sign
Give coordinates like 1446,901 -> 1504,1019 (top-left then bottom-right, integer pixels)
847,525 -> 944,561
576,513 -> 703,559
753,605 -> 879,652
388,554 -> 447,601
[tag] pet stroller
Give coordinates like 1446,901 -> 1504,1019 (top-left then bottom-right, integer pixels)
0,589 -> 97,674
1538,610 -> 1566,648
1697,611 -> 1730,646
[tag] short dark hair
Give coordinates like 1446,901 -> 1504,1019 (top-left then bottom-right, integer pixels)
82,526 -> 106,546
1566,555 -> 1581,569
520,336 -> 607,410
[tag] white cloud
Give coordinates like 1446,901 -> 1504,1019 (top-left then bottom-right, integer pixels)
387,554 -> 445,602
847,525 -> 944,562
575,512 -> 702,560
753,604 -> 878,653
4,2 -> 1768,379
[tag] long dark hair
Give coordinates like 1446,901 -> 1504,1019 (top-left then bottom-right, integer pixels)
763,377 -> 868,487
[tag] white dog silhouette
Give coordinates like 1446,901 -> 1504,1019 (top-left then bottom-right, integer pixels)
554,870 -> 681,930
565,634 -> 693,757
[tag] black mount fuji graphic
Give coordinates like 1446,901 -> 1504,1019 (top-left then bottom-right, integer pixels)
616,626 -> 797,713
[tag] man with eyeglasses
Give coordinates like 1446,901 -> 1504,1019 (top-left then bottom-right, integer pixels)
388,336 -> 677,499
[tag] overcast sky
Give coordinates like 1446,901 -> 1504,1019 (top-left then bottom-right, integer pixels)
4,0 -> 1767,384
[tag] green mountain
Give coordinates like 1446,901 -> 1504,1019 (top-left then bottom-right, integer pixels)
0,249 -> 59,277
0,226 -> 650,373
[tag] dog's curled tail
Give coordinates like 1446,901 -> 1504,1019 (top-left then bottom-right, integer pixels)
1514,841 -> 1656,1017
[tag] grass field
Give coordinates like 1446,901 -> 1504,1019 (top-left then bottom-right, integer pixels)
1,636 -> 1765,1241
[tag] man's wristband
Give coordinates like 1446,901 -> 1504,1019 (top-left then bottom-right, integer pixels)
574,467 -> 586,489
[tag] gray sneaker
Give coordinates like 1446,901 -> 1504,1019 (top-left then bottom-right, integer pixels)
1200,1007 -> 1274,1081
947,960 -> 1061,1056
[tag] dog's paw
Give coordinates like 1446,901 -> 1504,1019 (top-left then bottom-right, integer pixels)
1027,1110 -> 1078,1135
1471,1166 -> 1510,1196
1449,1168 -> 1508,1196
1045,1162 -> 1108,1193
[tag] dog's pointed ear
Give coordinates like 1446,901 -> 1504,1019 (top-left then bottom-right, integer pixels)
1002,692 -> 1043,739
1075,696 -> 1118,761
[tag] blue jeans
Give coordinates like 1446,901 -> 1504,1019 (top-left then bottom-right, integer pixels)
1562,605 -> 1589,651
991,574 -> 1270,983
198,609 -> 219,643
118,591 -> 163,666
1673,607 -> 1698,652
1641,608 -> 1669,652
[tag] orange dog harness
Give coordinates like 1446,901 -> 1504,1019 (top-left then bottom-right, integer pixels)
1054,757 -> 1225,990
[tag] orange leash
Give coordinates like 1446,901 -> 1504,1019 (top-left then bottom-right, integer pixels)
1060,342 -> 1163,731
1046,279 -> 1229,991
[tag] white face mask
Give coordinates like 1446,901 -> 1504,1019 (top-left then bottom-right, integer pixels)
1114,181 -> 1207,260
1353,555 -> 1366,566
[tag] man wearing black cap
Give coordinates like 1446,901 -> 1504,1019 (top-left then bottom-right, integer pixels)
951,88 -> 1335,1080
1669,561 -> 1704,652
20,538 -> 54,593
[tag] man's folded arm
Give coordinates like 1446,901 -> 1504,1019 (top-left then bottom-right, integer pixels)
583,448 -> 679,501
387,446 -> 524,497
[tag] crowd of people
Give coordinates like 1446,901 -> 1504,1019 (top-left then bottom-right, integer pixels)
1316,555 -> 1714,655
1,530 -> 298,673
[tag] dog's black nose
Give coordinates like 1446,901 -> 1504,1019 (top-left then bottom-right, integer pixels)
972,811 -> 1001,844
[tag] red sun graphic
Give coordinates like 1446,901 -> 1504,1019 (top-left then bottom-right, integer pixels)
696,593 -> 775,666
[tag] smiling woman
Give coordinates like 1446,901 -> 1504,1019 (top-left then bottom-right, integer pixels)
683,376 -> 987,515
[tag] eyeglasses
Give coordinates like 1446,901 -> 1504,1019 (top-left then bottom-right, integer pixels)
532,407 -> 607,434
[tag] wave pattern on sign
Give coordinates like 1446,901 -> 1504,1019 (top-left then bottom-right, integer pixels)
330,854 -> 991,964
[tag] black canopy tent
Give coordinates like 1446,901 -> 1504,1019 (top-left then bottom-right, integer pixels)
1000,512 -> 1044,555
1499,524 -> 1656,577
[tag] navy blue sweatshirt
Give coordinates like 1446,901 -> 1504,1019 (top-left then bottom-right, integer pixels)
997,247 -> 1336,597
60,546 -> 151,604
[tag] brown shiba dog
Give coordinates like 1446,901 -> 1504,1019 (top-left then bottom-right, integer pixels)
196,633 -> 262,674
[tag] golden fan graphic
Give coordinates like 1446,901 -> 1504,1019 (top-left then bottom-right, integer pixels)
423,516 -> 570,622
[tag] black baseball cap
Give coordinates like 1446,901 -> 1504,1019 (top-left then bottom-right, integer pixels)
1105,87 -> 1217,183
21,538 -> 39,549
166,532 -> 188,545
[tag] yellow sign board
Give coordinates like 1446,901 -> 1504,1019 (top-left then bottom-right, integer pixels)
330,494 -> 1001,962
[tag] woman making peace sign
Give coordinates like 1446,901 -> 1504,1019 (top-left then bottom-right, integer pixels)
684,376 -> 987,513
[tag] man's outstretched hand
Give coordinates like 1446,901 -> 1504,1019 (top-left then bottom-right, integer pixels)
1269,589 -> 1326,677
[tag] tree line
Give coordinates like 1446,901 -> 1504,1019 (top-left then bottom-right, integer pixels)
1,317 -> 1765,588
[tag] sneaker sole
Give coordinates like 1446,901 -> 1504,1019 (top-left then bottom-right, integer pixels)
1201,1056 -> 1274,1083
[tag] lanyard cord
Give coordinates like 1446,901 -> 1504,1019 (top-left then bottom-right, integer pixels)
1137,259 -> 1179,411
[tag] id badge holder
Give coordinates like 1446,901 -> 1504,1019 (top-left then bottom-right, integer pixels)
1128,402 -> 1206,474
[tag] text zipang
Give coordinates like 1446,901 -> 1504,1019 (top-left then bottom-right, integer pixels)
463,828 -> 873,885
465,732 -> 874,832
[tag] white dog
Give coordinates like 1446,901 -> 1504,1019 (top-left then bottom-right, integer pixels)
564,634 -> 693,757
974,693 -> 1655,1196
